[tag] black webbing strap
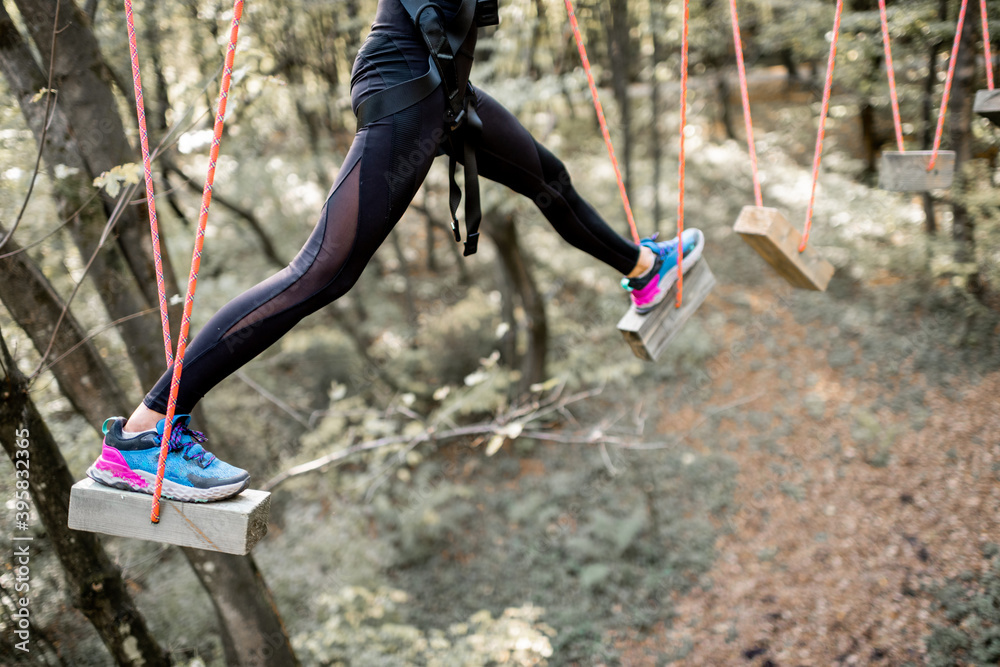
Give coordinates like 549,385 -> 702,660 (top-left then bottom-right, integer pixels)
448,97 -> 483,256
357,0 -> 486,254
355,57 -> 441,130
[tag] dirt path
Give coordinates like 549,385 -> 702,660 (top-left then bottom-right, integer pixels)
617,284 -> 1000,666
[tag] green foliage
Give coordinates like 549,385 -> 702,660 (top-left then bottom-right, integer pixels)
360,441 -> 736,661
293,585 -> 555,666
925,555 -> 1000,666
92,162 -> 142,198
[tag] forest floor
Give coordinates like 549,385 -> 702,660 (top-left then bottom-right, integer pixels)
613,280 -> 1000,666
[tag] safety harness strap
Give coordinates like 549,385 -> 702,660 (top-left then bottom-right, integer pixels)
356,0 -> 487,255
448,97 -> 483,256
355,57 -> 442,129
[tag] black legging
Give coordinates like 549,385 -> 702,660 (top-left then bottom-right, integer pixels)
144,1 -> 641,413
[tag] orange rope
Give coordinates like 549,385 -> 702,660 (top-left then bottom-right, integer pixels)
728,0 -> 762,207
878,0 -> 905,152
929,0 -> 969,170
800,0 -> 844,253
151,0 -> 244,523
675,0 -> 690,307
563,0 -> 640,244
982,0 -> 995,89
124,0 -> 173,366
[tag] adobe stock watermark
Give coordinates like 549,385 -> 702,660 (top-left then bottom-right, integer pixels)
10,425 -> 32,654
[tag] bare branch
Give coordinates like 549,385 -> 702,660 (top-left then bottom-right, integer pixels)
33,306 -> 158,378
163,158 -> 287,268
263,383 -> 609,492
0,0 -> 61,252
234,370 -> 310,427
0,190 -> 99,260
27,182 -> 141,381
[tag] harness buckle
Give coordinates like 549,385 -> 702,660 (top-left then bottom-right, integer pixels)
449,107 -> 467,130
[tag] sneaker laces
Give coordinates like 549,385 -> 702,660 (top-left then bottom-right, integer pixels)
167,425 -> 216,468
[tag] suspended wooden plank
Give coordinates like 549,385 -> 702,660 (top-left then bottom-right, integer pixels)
733,206 -> 834,292
618,259 -> 716,362
879,150 -> 955,191
974,89 -> 1000,127
68,478 -> 270,555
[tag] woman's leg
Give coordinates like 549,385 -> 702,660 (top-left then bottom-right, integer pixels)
134,41 -> 448,426
450,86 -> 645,275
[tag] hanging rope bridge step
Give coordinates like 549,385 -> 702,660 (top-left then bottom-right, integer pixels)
878,151 -> 956,192
974,90 -> 1000,127
734,206 -> 835,292
68,478 -> 270,555
617,259 -> 716,362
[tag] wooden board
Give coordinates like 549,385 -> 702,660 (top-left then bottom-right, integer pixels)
68,478 -> 270,555
974,89 -> 1000,126
618,259 -> 716,362
878,150 -> 955,191
733,205 -> 834,292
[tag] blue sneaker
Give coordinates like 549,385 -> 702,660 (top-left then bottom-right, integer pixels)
87,415 -> 250,502
621,228 -> 705,314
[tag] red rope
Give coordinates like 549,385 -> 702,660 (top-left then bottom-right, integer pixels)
929,0 -> 969,170
563,0 -> 640,245
878,0 -> 905,152
728,0 -> 762,207
981,0 -> 994,89
151,0 -> 244,523
124,0 -> 172,366
675,0 -> 690,307
800,0 -> 844,253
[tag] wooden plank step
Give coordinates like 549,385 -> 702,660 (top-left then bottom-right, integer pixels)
974,89 -> 1000,127
68,478 -> 270,555
618,259 -> 716,362
879,150 -> 955,191
733,205 -> 834,292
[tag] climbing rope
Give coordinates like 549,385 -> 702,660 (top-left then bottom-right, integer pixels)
878,0 -> 905,152
124,0 -> 172,366
728,0 -> 762,208
563,0 -> 640,245
929,0 -> 969,170
800,0 -> 844,253
981,0 -> 994,89
123,0 -> 245,523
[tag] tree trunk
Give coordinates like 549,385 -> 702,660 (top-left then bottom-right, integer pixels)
527,0 -> 548,78
0,224 -> 131,423
921,0 -> 948,236
13,0 -> 186,353
0,0 -> 168,389
183,550 -> 300,667
650,2 -> 663,226
390,228 -> 419,334
0,329 -> 170,667
493,255 -> 518,369
716,73 -> 736,141
949,0 -> 978,269
859,102 -> 879,178
606,0 -> 632,197
488,212 -> 548,395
